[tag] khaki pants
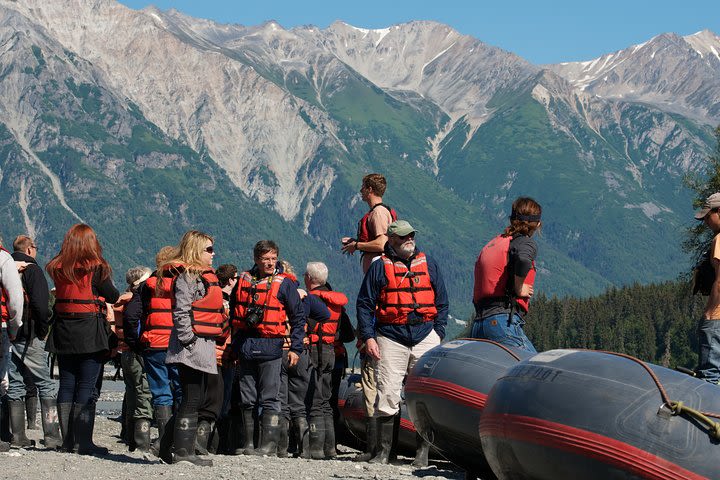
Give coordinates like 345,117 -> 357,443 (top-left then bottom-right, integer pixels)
360,356 -> 377,417
374,330 -> 440,417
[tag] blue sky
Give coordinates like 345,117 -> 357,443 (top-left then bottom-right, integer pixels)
118,1 -> 720,64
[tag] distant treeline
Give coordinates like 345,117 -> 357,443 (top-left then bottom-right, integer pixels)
520,281 -> 704,369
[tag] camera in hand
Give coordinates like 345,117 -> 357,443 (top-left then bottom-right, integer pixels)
244,305 -> 265,327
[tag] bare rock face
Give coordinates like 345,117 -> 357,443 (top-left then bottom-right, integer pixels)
4,0 -> 340,221
548,30 -> 720,124
319,20 -> 539,123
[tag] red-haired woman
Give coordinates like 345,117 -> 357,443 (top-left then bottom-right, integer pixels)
45,224 -> 119,455
472,197 -> 542,352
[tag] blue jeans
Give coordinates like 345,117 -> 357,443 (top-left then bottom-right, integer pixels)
56,353 -> 104,405
697,318 -> 720,384
471,313 -> 537,353
143,350 -> 181,407
7,338 -> 56,401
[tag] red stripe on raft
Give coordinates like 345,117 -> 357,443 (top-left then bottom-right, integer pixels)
479,413 -> 708,480
405,376 -> 487,410
341,407 -> 366,420
400,418 -> 416,433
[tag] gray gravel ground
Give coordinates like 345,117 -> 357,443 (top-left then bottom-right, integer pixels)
3,415 -> 465,480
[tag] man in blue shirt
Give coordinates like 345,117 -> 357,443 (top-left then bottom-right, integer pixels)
356,220 -> 448,466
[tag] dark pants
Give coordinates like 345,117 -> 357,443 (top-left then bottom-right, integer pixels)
198,366 -> 223,423
279,349 -> 311,420
177,365 -> 210,419
57,353 -> 104,405
308,344 -> 335,417
330,351 -> 347,421
237,357 -> 282,414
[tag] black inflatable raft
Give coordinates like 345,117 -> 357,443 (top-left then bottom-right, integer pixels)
337,372 -> 420,455
404,339 -> 533,477
479,349 -> 720,480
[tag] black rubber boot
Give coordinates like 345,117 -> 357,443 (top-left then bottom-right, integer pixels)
126,418 -> 136,451
308,416 -> 325,459
25,396 -> 39,430
369,415 -> 394,464
134,418 -> 151,452
227,414 -> 243,455
9,400 -> 34,447
276,417 -> 289,458
234,409 -> 256,455
74,403 -> 108,456
352,416 -> 377,462
156,414 -> 175,463
57,402 -> 74,452
212,416 -> 228,454
411,434 -> 430,467
251,412 -> 280,456
292,416 -> 311,458
323,415 -> 337,459
194,419 -> 211,455
39,398 -> 62,450
0,396 -> 11,442
151,405 -> 172,455
172,414 -> 212,466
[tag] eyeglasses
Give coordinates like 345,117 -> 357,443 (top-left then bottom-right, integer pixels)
30,245 -> 37,250
205,246 -> 215,254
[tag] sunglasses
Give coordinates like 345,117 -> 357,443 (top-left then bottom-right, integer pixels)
205,246 -> 215,254
395,232 -> 415,240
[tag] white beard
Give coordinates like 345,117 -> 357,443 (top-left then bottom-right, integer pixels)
398,241 -> 415,258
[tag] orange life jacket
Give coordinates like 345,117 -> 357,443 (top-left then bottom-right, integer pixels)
190,269 -> 228,339
110,295 -> 132,353
140,266 -> 183,350
232,271 -> 288,338
308,289 -> 348,345
473,234 -> 536,313
357,203 -> 398,243
376,253 -> 437,325
53,267 -> 106,317
0,287 -> 8,326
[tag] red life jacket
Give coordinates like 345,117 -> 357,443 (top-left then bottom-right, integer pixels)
357,203 -> 398,242
111,295 -> 132,353
0,287 -> 8,325
190,269 -> 228,339
53,266 -> 107,317
140,266 -> 183,350
0,247 -> 9,325
376,253 -> 437,325
232,271 -> 288,338
308,289 -> 348,345
473,234 -> 536,313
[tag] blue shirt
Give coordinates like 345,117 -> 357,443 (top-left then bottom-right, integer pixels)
356,246 -> 449,347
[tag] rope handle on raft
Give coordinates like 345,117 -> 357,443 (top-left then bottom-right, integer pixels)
668,401 -> 720,441
457,337 -> 522,361
594,350 -> 720,440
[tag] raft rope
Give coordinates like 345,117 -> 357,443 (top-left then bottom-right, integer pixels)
595,350 -> 720,441
458,338 -> 522,362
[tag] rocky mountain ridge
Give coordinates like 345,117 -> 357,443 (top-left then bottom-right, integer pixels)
0,0 -> 718,312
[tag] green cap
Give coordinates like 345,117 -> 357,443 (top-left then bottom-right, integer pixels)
387,220 -> 416,237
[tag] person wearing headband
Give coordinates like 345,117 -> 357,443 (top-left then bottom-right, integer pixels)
471,197 -> 542,352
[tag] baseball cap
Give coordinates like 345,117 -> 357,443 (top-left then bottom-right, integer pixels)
695,193 -> 720,220
387,220 -> 416,237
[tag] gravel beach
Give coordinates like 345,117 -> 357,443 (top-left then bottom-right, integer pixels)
3,414 -> 465,480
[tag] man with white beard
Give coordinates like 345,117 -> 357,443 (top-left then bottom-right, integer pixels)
355,220 -> 448,466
